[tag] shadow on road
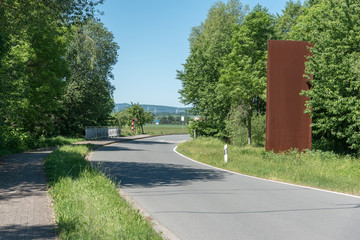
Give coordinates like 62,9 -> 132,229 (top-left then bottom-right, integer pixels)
94,145 -> 145,152
92,161 -> 227,188
119,140 -> 173,145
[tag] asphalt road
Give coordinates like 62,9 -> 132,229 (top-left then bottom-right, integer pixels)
89,135 -> 360,240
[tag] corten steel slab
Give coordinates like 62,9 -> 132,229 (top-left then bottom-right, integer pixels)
266,40 -> 312,153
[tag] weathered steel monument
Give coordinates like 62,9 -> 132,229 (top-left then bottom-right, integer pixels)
265,40 -> 312,153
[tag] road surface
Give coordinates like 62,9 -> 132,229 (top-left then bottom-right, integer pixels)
89,135 -> 360,240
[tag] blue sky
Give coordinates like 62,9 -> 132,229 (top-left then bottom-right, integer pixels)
98,0 -> 298,107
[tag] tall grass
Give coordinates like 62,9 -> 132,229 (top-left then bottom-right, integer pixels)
36,136 -> 84,148
45,145 -> 162,239
177,137 -> 360,196
0,136 -> 84,157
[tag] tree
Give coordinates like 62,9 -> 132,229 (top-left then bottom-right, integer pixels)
220,5 -> 274,145
0,1 -> 69,138
177,0 -> 248,138
291,0 -> 360,154
126,103 -> 154,134
61,18 -> 119,136
274,0 -> 305,40
112,110 -> 131,128
0,0 -> 107,150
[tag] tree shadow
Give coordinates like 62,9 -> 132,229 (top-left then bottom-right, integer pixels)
0,224 -> 56,239
120,140 -> 173,145
93,161 -> 227,188
0,151 -> 50,200
94,145 -> 145,152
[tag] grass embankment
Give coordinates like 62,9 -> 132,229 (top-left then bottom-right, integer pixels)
0,136 -> 84,157
45,145 -> 162,240
177,137 -> 360,196
121,124 -> 188,136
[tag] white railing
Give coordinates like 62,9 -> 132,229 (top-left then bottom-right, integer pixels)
85,126 -> 121,139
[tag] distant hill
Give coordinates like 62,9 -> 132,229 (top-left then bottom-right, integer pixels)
114,103 -> 191,114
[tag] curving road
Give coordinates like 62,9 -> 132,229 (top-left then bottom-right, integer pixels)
89,135 -> 360,240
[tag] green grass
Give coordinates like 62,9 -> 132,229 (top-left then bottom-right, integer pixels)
36,136 -> 84,147
121,124 -> 188,136
0,136 -> 84,157
177,137 -> 360,196
45,145 -> 162,240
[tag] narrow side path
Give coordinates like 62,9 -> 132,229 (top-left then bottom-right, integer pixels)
0,134 -> 152,240
0,148 -> 56,240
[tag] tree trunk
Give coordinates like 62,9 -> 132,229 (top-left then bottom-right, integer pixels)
141,124 -> 144,134
247,106 -> 252,146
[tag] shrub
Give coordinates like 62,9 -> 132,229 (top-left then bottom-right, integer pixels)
225,105 -> 265,147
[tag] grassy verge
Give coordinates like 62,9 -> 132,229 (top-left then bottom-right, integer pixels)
35,136 -> 84,147
177,137 -> 360,196
0,136 -> 84,157
45,145 -> 162,239
121,124 -> 188,136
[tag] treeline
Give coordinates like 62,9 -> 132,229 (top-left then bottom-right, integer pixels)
0,0 -> 119,152
110,103 -> 154,134
177,0 -> 360,155
156,114 -> 191,125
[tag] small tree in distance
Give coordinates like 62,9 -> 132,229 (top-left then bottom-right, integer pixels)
126,103 -> 154,134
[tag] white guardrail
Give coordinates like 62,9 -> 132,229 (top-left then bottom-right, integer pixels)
85,126 -> 121,140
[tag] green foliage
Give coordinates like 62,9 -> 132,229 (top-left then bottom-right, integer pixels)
177,0 -> 248,137
225,105 -> 265,147
111,110 -> 132,128
291,0 -> 360,155
0,127 -> 83,156
126,103 -> 155,134
220,5 -> 273,144
62,18 -> 119,136
45,145 -> 162,239
0,0 -> 69,138
157,114 -> 191,125
0,0 -> 115,151
0,126 -> 34,153
177,138 -> 360,195
180,0 -> 360,154
274,0 -> 305,40
45,145 -> 91,186
187,119 -> 224,138
35,136 -> 84,148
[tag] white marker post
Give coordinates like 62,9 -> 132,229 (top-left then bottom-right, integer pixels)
224,144 -> 228,163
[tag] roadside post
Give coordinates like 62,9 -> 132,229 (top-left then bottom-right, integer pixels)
224,144 -> 228,163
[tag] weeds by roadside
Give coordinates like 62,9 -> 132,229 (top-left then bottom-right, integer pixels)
177,137 -> 360,196
0,136 -> 84,157
45,145 -> 162,240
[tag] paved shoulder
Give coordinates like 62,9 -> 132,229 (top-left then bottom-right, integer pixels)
0,149 -> 56,240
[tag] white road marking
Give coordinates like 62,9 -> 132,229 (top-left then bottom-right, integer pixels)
173,146 -> 360,200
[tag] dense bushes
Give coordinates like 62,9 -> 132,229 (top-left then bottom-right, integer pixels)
225,106 -> 265,147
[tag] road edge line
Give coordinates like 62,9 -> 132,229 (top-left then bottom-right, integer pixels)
118,188 -> 180,240
173,146 -> 360,200
86,135 -> 180,240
